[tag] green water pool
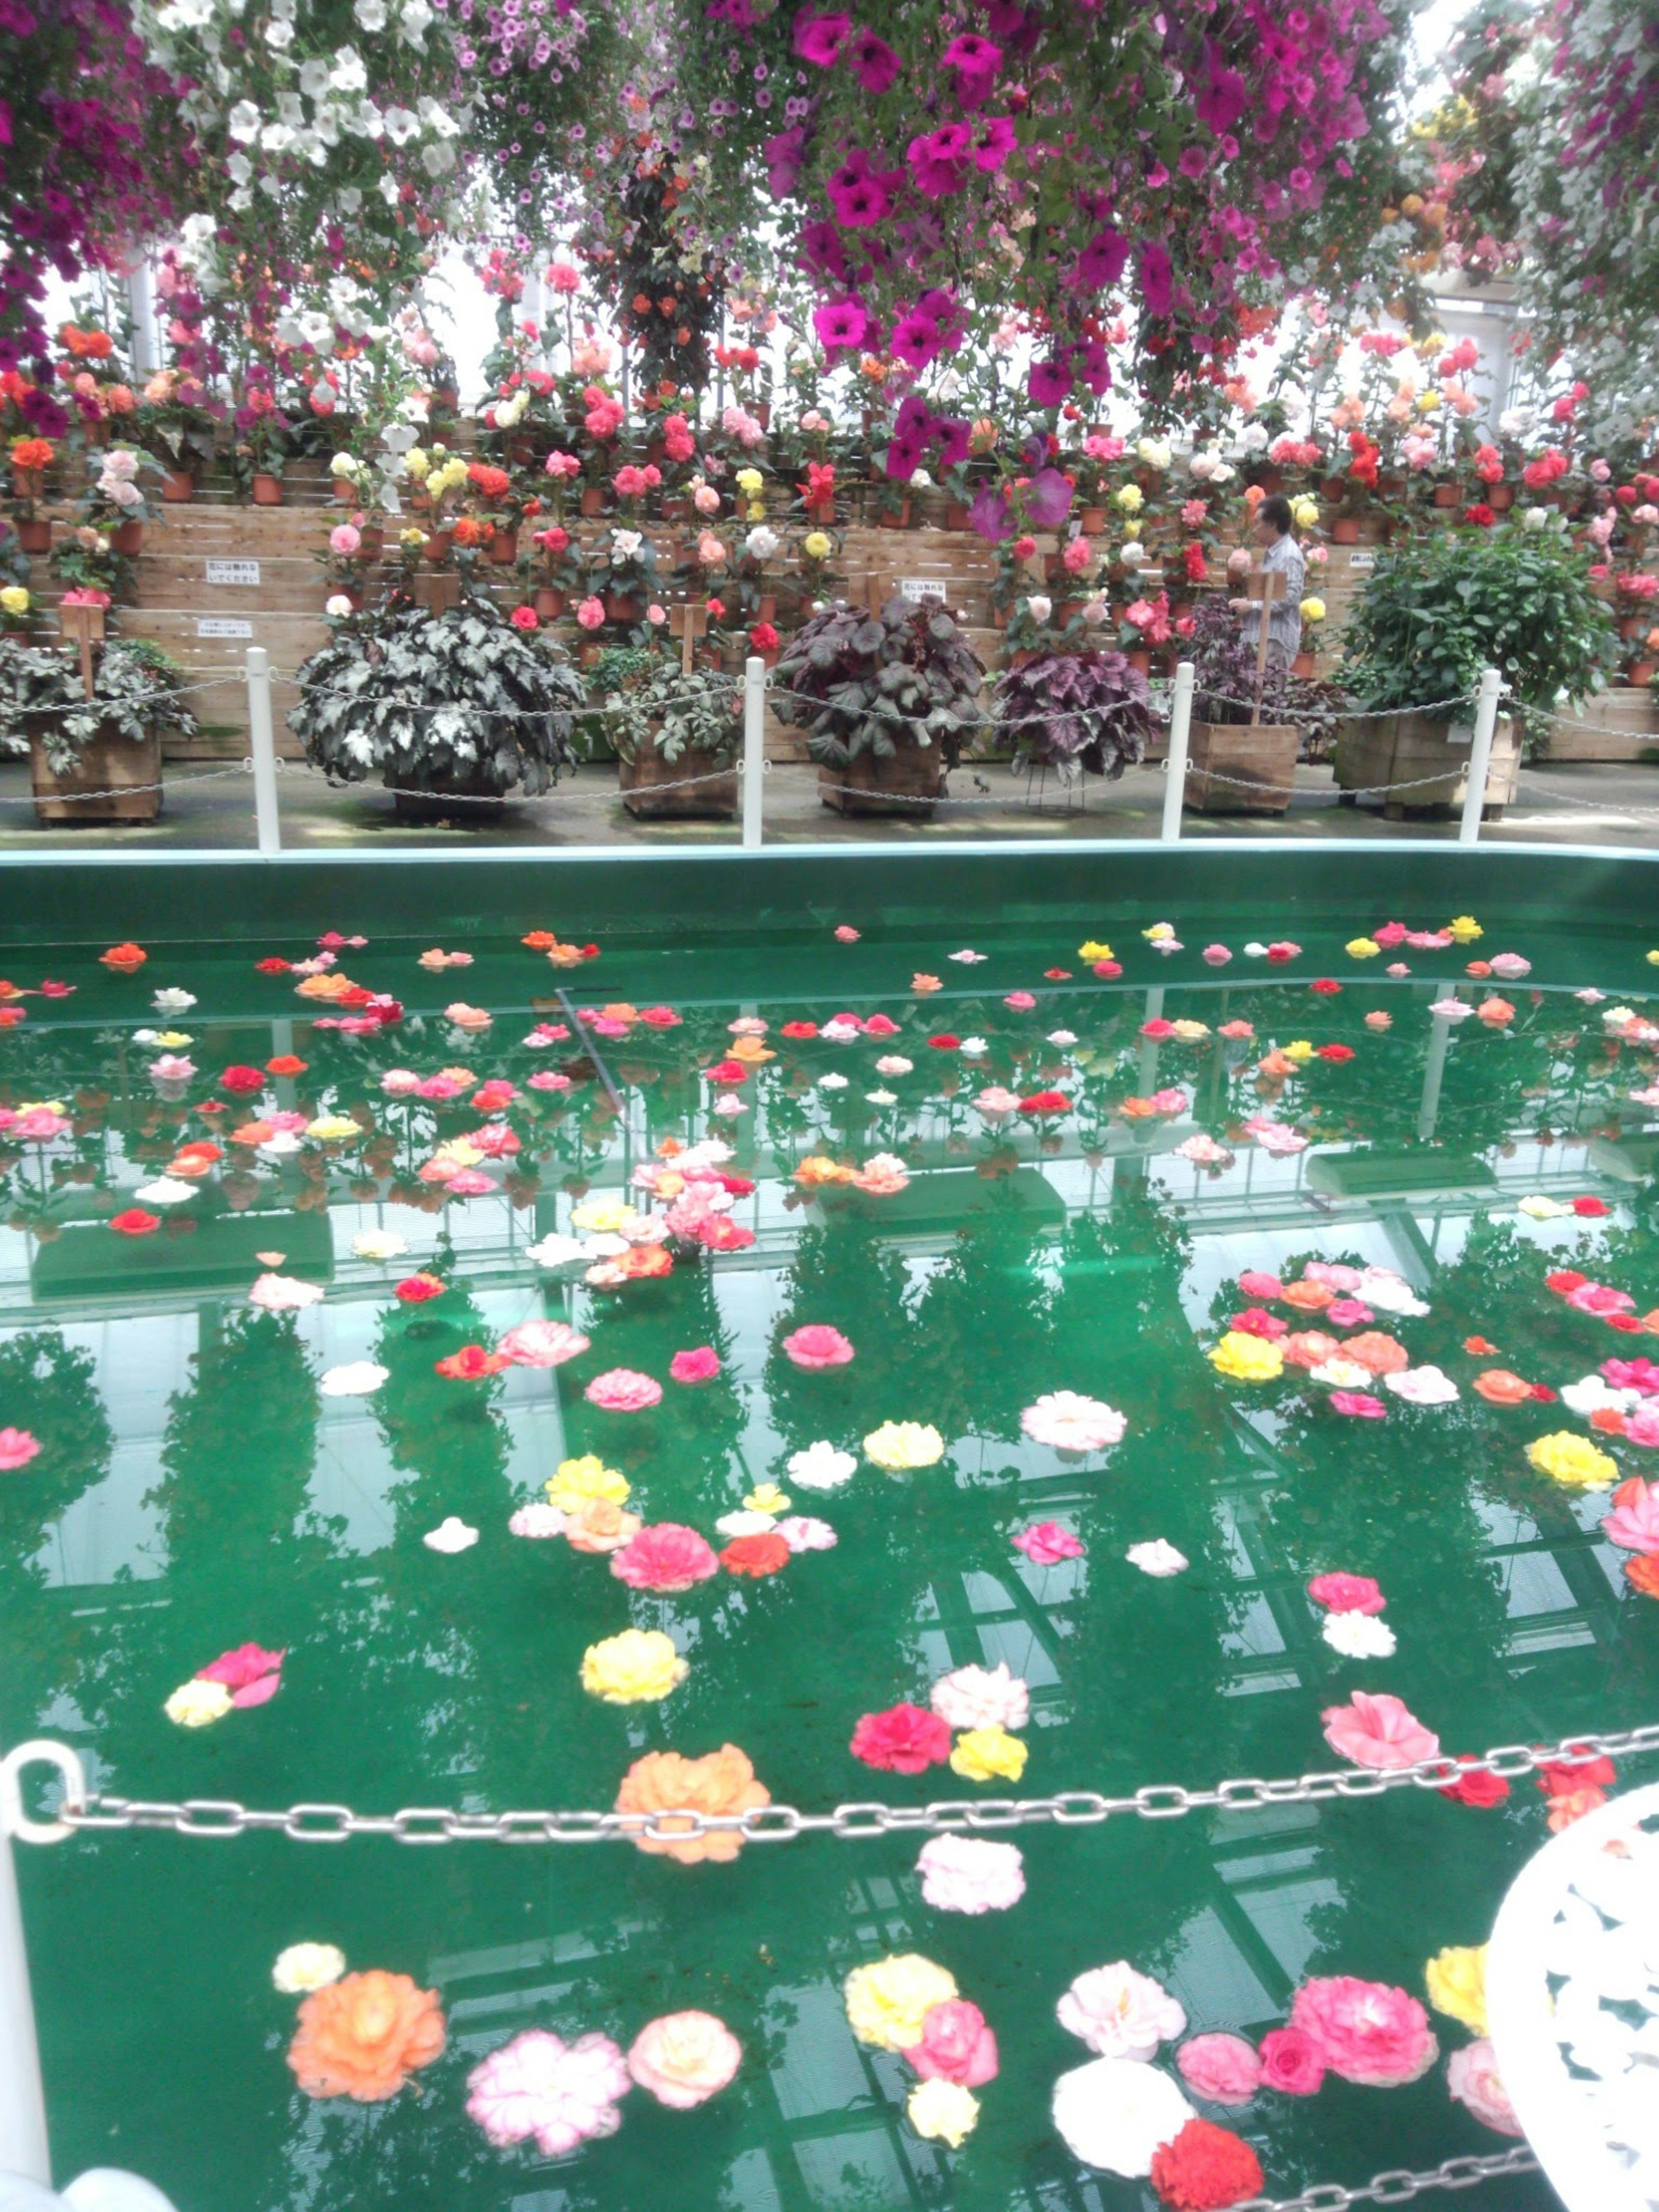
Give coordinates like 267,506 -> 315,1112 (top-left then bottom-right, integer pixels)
4,845 -> 1659,2212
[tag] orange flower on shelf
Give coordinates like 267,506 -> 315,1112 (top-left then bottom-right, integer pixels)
795,1155 -> 857,1188
267,1055 -> 308,1076
286,1970 -> 445,2102
9,439 -> 54,472
99,943 -> 146,971
433,1344 -> 511,1380
614,1745 -> 770,1864
1627,1554 -> 1659,1599
521,930 -> 557,950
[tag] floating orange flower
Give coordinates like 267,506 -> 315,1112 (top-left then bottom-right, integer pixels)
795,1155 -> 857,1188
229,1122 -> 275,1147
720,1531 -> 790,1578
286,1970 -> 445,2102
545,939 -> 599,967
1591,1406 -> 1629,1437
912,973 -> 942,994
521,930 -> 557,950
1119,1096 -> 1157,1120
1627,1554 -> 1659,1599
100,943 -> 146,972
728,1036 -> 773,1065
614,1745 -> 770,1863
565,1497 -> 642,1554
434,1344 -> 510,1379
1282,1330 -> 1341,1368
1341,1331 -> 1410,1376
267,1055 -> 308,1076
295,972 -> 356,1001
1473,1369 -> 1532,1405
1464,1336 -> 1499,1356
1281,1279 -> 1336,1312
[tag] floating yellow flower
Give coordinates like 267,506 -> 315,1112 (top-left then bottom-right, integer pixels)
165,1678 -> 232,1728
580,1628 -> 688,1704
843,1955 -> 958,2050
1346,937 -> 1380,958
1646,949 -> 1659,966
864,1421 -> 945,1470
1282,1039 -> 1315,1064
571,1197 -> 636,1234
546,1453 -> 630,1513
1447,915 -> 1483,942
1115,483 -> 1144,513
1209,1332 -> 1285,1382
151,1035 -> 191,1051
1078,941 -> 1113,963
1526,1431 -> 1618,1489
306,1115 -> 361,1141
802,530 -> 833,560
909,2080 -> 980,2147
950,1725 -> 1028,1783
1171,1019 -> 1210,1042
1425,1944 -> 1488,2034
1142,922 -> 1173,940
743,1483 -> 790,1516
1299,595 -> 1326,623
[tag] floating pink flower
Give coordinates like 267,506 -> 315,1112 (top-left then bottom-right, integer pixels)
610,1523 -> 720,1592
1176,2034 -> 1262,2105
499,1320 -> 590,1368
196,1643 -> 285,1708
1289,1977 -> 1438,2087
782,1324 -> 854,1370
444,1169 -> 496,1197
1324,1298 -> 1373,1328
1567,1281 -> 1635,1317
626,2012 -> 742,2110
1602,1476 -> 1659,1552
1257,2026 -> 1325,2095
584,1368 -> 663,1412
669,1345 -> 721,1383
916,1834 -> 1026,1914
1201,944 -> 1232,966
0,1427 -> 41,1471
850,1702 -> 951,1774
1307,1572 -> 1386,1615
1447,2039 -> 1522,2136
1004,990 -> 1036,1011
1237,1270 -> 1283,1300
1330,1390 -> 1387,1419
465,2029 -> 629,2155
903,1999 -> 999,2087
1321,1691 -> 1440,1770
973,1085 -> 1021,1118
1012,1519 -> 1084,1565
528,1071 -> 572,1092
1057,1963 -> 1185,2059
777,1515 -> 837,1552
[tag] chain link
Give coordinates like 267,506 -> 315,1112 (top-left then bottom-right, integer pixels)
1230,2145 -> 1538,2212
19,1718 -> 1654,1849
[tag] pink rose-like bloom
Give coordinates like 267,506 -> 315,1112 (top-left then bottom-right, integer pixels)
670,1345 -> 721,1384
466,2029 -> 630,2154
777,1514 -> 837,1552
1057,1963 -> 1186,2059
974,1085 -> 1021,1117
833,925 -> 860,941
782,1324 -> 854,1370
850,1701 -> 952,1774
584,1368 -> 663,1412
1290,1977 -> 1438,2087
445,1169 -> 496,1197
1322,1691 -> 1440,1770
329,523 -> 361,556
1004,990 -> 1037,1011
1237,1270 -> 1284,1300
916,1833 -> 1026,1914
575,596 -> 606,630
1601,1476 -> 1659,1551
0,1427 -> 41,1471
1257,2025 -> 1326,2095
1324,1298 -> 1373,1328
626,2011 -> 742,2110
1176,2034 -> 1262,2105
1202,944 -> 1233,966
528,1071 -> 572,1092
1331,1390 -> 1387,1419
196,1642 -> 284,1708
611,1523 -> 720,1592
1447,2038 -> 1522,2136
381,1070 -> 420,1096
1012,1519 -> 1084,1565
1567,1281 -> 1634,1316
903,1999 -> 999,2087
1307,1572 -> 1386,1615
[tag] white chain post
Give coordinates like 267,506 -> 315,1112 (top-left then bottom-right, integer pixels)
1458,664 -> 1502,847
1161,659 -> 1194,842
0,1743 -> 81,2186
741,654 -> 766,851
244,646 -> 282,856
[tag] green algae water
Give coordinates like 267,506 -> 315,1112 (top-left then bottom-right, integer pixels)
5,895 -> 1659,2212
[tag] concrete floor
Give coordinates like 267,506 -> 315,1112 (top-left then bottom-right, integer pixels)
4,755 -> 1659,851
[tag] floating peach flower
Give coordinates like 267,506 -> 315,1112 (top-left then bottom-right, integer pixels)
1012,1520 -> 1084,1565
1289,1976 -> 1438,2087
1322,1691 -> 1440,1769
912,972 -> 941,993
584,1367 -> 662,1411
1365,1011 -> 1393,1032
1476,997 -> 1514,1027
499,1319 -> 589,1367
1474,1369 -> 1532,1405
615,1744 -> 769,1862
100,942 -> 146,971
782,1323 -> 854,1369
1281,1278 -> 1335,1312
466,2029 -> 629,2152
612,1524 -> 720,1592
1282,1330 -> 1341,1369
916,1834 -> 1026,1914
288,1970 -> 446,2102
564,1498 -> 641,1554
0,1427 -> 41,1471
834,925 -> 860,941
1020,1391 -> 1125,1452
435,1344 -> 510,1380
1341,1331 -> 1409,1376
1448,2039 -> 1522,2136
1603,1476 -> 1659,1552
627,2012 -> 741,2109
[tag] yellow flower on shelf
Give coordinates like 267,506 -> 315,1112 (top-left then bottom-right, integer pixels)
1447,915 -> 1483,942
1424,1944 -> 1488,2034
743,1483 -> 790,1516
571,1197 -> 635,1234
1346,937 -> 1380,958
305,1115 -> 361,1141
1077,941 -> 1113,963
950,1725 -> 1028,1783
1115,483 -> 1144,512
1299,595 -> 1326,623
843,1955 -> 957,2050
1282,1039 -> 1315,1064
0,586 -> 29,617
164,1678 -> 232,1728
734,467 -> 763,496
1209,1332 -> 1285,1383
908,2080 -> 979,2147
546,1453 -> 630,1513
580,1628 -> 688,1704
1526,1431 -> 1618,1490
864,1420 -> 946,1470
802,531 -> 833,560
1289,496 -> 1320,530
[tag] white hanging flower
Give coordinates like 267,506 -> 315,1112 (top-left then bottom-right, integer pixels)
400,0 -> 434,36
299,57 -> 332,97
420,140 -> 456,175
354,0 -> 388,25
329,45 -> 368,92
264,17 -> 294,48
227,99 -> 261,142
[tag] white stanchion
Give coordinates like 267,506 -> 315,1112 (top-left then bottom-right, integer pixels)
0,1835 -> 48,2188
1458,665 -> 1502,846
1161,660 -> 1195,843
741,655 -> 766,851
245,648 -> 282,856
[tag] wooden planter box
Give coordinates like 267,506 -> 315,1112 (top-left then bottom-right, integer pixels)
1333,711 -> 1519,818
30,725 -> 161,825
1183,718 -> 1300,814
1543,689 -> 1659,763
819,744 -> 943,817
618,744 -> 737,820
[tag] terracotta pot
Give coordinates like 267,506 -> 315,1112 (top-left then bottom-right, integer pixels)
755,592 -> 776,623
533,587 -> 566,620
160,470 -> 194,504
251,472 -> 284,506
411,573 -> 461,615
16,518 -> 50,555
580,483 -> 605,518
425,529 -> 454,563
944,501 -> 973,532
1626,658 -> 1657,687
877,496 -> 911,531
578,641 -> 603,669
1125,648 -> 1152,675
1331,516 -> 1361,545
1292,650 -> 1316,678
645,436 -> 667,467
1007,648 -> 1043,668
1433,482 -> 1460,509
487,528 -> 518,564
333,477 -> 357,502
806,496 -> 836,525
1378,474 -> 1407,499
356,527 -> 384,561
604,589 -> 643,623
754,401 -> 771,432
989,605 -> 1010,631
1254,467 -> 1285,495
1620,611 -> 1650,640
1078,506 -> 1108,534
434,386 -> 459,413
1486,484 -> 1513,511
111,520 -> 143,556
12,467 -> 43,502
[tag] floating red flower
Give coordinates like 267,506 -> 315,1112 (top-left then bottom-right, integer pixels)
255,958 -> 291,974
434,1344 -> 511,1380
850,1702 -> 952,1774
220,1066 -> 264,1093
267,1055 -> 308,1076
1019,1090 -> 1071,1115
1149,2117 -> 1265,2209
719,1531 -> 790,1578
780,1020 -> 819,1039
1315,1043 -> 1354,1062
110,1208 -> 160,1235
1437,1763 -> 1510,1809
396,1274 -> 447,1302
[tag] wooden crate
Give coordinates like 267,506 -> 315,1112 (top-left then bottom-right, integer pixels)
618,744 -> 737,819
1334,712 -> 1519,815
29,726 -> 162,825
819,744 -> 944,816
1543,689 -> 1659,763
1183,718 -> 1300,814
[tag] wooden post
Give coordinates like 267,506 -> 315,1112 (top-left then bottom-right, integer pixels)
57,603 -> 105,700
668,601 -> 709,676
1245,566 -> 1286,726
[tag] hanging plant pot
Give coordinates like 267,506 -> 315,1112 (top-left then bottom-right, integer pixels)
160,470 -> 194,504
335,585 -> 365,615
1124,648 -> 1153,675
580,483 -> 606,518
333,477 -> 357,502
533,587 -> 567,620
1487,484 -> 1513,511
110,520 -> 143,556
1432,482 -> 1461,509
1621,610 -> 1650,640
487,528 -> 518,564
755,592 -> 777,624
16,518 -> 50,555
434,386 -> 459,413
619,742 -> 738,819
1253,467 -> 1285,495
12,467 -> 44,502
1331,516 -> 1361,545
805,496 -> 835,526
30,721 -> 161,826
251,472 -> 284,506
645,435 -> 667,467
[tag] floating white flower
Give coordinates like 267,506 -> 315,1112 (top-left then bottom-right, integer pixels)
423,1516 -> 478,1553
1052,2056 -> 1194,2176
817,1072 -> 849,1090
1322,1612 -> 1397,1659
526,1234 -> 588,1269
865,1090 -> 898,1106
1125,1539 -> 1188,1577
1020,1391 -> 1125,1454
874,1055 -> 913,1076
787,1440 -> 857,1491
509,1503 -> 566,1539
319,1362 -> 388,1397
273,1943 -> 346,1994
1382,1364 -> 1460,1405
247,1272 -> 324,1312
151,988 -> 197,1015
352,1230 -> 408,1262
930,1661 -> 1028,1732
948,949 -> 987,964
1057,1963 -> 1186,2060
715,1510 -> 775,1539
1518,1195 -> 1570,1220
1047,1029 -> 1077,1047
135,1177 -> 196,1205
1354,1268 -> 1430,1316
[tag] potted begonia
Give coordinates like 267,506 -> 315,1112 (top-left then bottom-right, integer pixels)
1181,593 -> 1310,815
607,657 -> 741,819
139,369 -> 219,501
6,437 -> 57,553
1338,524 -> 1615,810
586,522 -> 662,627
287,592 -> 586,820
0,624 -> 195,825
993,650 -> 1153,785
772,596 -> 988,816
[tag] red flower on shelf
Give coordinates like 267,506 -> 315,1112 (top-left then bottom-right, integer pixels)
927,1034 -> 961,1050
1309,978 -> 1341,995
849,1702 -> 952,1774
1019,1090 -> 1071,1115
1572,1196 -> 1610,1217
109,1208 -> 161,1236
705,1058 -> 748,1084
1315,1043 -> 1354,1062
267,1055 -> 308,1077
780,1020 -> 819,1039
220,1066 -> 264,1093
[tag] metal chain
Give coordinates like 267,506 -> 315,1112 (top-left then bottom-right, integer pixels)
1231,2146 -> 1538,2212
292,759 -> 741,806
11,1717 -> 1653,1849
0,762 -> 254,807
1513,772 -> 1659,824
1193,690 -> 1478,721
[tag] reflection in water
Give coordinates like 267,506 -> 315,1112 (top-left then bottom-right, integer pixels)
0,931 -> 1646,2212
